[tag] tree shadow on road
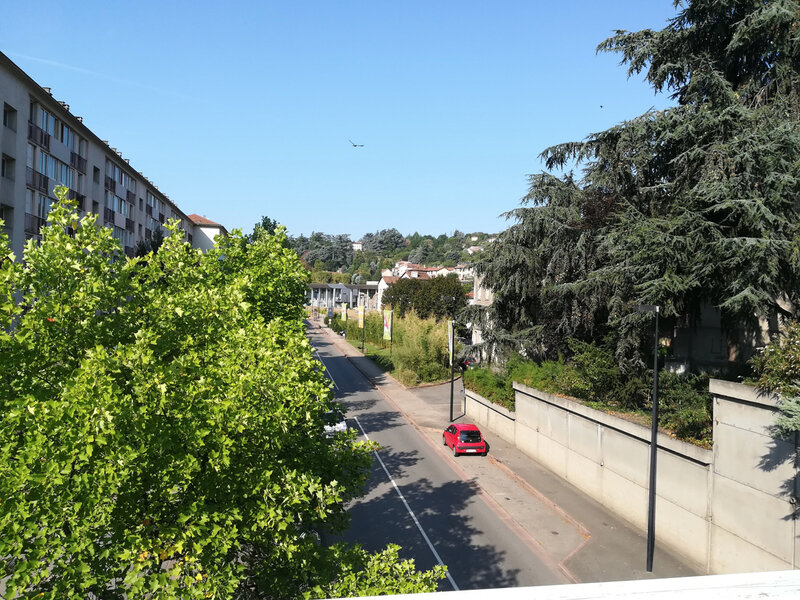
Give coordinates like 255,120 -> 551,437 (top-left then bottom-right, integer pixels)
338,464 -> 520,591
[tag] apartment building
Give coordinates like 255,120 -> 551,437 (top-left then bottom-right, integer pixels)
0,51 -> 223,259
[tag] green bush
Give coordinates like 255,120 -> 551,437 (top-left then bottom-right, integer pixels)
657,372 -> 712,445
391,314 -> 450,385
462,340 -> 714,447
564,339 -> 622,404
463,368 -> 513,409
507,355 -> 579,397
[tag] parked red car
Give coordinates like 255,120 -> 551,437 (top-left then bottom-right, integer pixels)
442,423 -> 487,456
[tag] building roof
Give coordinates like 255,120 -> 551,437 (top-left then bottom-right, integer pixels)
187,214 -> 223,227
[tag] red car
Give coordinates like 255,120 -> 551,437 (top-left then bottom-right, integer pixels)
442,423 -> 487,456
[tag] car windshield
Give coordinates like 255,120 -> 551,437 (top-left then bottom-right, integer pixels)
324,410 -> 344,425
460,431 -> 481,443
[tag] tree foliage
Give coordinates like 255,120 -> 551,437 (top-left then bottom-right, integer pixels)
753,320 -> 800,437
382,275 -> 467,320
477,0 -> 800,367
0,187 -> 443,598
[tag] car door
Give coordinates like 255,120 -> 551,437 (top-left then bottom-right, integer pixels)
444,425 -> 456,448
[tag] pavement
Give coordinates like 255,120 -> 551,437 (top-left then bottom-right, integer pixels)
312,321 -> 700,585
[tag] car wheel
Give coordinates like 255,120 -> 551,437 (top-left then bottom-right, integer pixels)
452,445 -> 458,457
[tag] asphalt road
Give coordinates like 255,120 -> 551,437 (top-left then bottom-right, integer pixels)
309,330 -> 568,592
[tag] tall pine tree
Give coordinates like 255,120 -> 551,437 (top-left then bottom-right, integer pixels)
478,0 -> 800,368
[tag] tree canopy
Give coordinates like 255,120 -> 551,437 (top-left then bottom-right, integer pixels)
382,275 -> 468,321
0,187 -> 443,598
476,0 -> 800,368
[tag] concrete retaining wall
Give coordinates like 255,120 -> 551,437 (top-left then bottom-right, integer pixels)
464,380 -> 799,574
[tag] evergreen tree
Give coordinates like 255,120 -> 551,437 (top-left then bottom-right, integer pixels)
478,0 -> 800,367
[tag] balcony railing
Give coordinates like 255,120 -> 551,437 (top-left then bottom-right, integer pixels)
145,204 -> 152,216
25,212 -> 46,235
104,207 -> 114,223
26,167 -> 50,193
126,190 -> 136,204
70,152 -> 87,174
126,218 -> 134,232
104,176 -> 116,192
27,121 -> 50,150
145,228 -> 151,240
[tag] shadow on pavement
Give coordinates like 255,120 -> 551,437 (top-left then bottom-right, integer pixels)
338,455 -> 520,591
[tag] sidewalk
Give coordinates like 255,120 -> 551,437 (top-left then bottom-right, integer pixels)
314,322 -> 699,584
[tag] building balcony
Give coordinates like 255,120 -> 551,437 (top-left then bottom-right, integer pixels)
104,176 -> 116,192
27,121 -> 50,150
145,204 -> 152,216
104,207 -> 114,223
24,212 -> 45,235
69,152 -> 87,174
126,218 -> 134,232
26,167 -> 50,193
126,190 -> 135,204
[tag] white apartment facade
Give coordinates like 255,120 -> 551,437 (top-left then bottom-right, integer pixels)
0,51 -> 223,259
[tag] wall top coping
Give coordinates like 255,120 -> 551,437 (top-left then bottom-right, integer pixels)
465,389 -> 516,420
709,378 -> 780,409
513,382 -> 712,464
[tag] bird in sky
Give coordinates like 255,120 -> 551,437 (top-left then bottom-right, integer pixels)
349,139 -> 364,147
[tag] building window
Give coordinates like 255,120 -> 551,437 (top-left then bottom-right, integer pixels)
38,150 -> 56,179
1,155 -> 15,180
26,190 -> 50,219
59,123 -> 75,151
57,161 -> 75,189
3,103 -> 17,131
38,107 -> 55,136
93,166 -> 100,184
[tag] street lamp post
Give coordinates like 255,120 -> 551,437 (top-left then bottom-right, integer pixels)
442,296 -> 456,422
635,304 -> 660,572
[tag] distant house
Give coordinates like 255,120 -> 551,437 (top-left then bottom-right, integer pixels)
187,214 -> 228,252
352,241 -> 363,252
454,263 -> 474,281
377,275 -> 399,310
466,246 -> 483,255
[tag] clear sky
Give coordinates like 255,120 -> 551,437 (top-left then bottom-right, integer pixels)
3,1 -> 679,240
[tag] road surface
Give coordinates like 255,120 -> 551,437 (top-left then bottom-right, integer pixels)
309,328 -> 568,592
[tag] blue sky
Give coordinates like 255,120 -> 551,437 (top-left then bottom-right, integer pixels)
3,1 -> 679,240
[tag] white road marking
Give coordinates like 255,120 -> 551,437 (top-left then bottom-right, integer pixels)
314,348 -> 339,390
354,416 -> 459,591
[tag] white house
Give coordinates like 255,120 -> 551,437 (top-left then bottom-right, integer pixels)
187,214 -> 228,252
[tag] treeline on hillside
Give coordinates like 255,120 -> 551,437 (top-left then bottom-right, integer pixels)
255,225 -> 494,282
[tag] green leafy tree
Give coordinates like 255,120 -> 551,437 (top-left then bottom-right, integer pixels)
0,187 -> 443,599
477,0 -> 800,368
383,275 -> 467,320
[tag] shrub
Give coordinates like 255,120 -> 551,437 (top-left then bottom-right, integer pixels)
507,355 -> 580,397
565,339 -> 622,404
391,314 -> 450,385
657,372 -> 712,444
463,367 -> 513,408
